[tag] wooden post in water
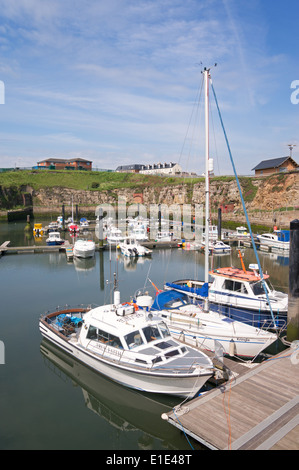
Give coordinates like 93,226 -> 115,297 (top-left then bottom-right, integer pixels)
62,204 -> 65,229
217,207 -> 222,240
24,214 -> 31,232
98,208 -> 104,248
287,219 -> 299,342
158,204 -> 161,232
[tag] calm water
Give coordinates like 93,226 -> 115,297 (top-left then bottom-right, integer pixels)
0,221 -> 289,450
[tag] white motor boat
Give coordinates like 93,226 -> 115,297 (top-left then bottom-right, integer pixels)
165,261 -> 288,329
47,221 -> 60,232
202,225 -> 218,241
128,226 -> 148,242
211,240 -> 231,253
229,226 -> 250,239
119,237 -> 152,257
73,238 -> 96,258
39,295 -> 214,398
46,231 -> 65,246
155,231 -> 174,242
257,230 -> 290,251
149,290 -> 278,359
106,225 -> 126,245
201,239 -> 231,254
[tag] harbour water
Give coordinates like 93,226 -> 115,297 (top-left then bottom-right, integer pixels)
0,220 -> 289,450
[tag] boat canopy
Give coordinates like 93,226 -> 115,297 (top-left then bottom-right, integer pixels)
164,282 -> 209,297
151,285 -> 208,312
275,230 -> 290,242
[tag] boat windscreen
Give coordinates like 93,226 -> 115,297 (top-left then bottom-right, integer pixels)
124,331 -> 144,349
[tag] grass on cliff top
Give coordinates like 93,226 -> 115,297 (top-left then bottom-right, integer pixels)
0,169 -> 207,191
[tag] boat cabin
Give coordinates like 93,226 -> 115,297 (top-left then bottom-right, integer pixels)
79,304 -> 186,366
209,266 -> 271,297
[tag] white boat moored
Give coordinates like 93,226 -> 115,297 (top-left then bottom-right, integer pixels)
39,297 -> 214,398
46,231 -> 65,246
149,290 -> 278,359
73,238 -> 96,258
257,230 -> 290,250
119,237 -> 152,257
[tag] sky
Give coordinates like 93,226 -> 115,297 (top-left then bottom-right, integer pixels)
0,0 -> 298,175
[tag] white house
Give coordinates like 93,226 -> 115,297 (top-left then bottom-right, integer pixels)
139,162 -> 182,176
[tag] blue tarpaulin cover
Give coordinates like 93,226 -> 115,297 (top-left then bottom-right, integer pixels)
165,282 -> 209,297
276,230 -> 290,242
151,290 -> 187,311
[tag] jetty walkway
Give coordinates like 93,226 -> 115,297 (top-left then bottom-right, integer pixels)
163,347 -> 299,450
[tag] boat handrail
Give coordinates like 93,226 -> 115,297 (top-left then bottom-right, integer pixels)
84,336 -> 209,373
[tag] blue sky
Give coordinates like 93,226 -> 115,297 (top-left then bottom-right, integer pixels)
0,0 -> 298,175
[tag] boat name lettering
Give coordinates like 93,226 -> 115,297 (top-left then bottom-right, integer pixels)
97,344 -> 122,356
116,312 -> 144,323
237,337 -> 250,342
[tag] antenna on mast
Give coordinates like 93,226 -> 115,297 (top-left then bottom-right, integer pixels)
288,144 -> 296,158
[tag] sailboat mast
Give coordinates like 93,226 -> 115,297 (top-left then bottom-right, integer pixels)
204,67 -> 210,312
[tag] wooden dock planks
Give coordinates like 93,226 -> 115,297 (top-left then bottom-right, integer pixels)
63,241 -> 74,260
164,348 -> 299,450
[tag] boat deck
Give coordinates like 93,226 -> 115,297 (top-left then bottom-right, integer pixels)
163,347 -> 299,450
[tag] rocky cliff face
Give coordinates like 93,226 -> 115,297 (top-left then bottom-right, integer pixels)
31,173 -> 299,210
1,173 -> 299,227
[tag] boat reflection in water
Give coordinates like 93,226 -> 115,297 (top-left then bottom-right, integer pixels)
40,339 -> 198,450
73,256 -> 96,272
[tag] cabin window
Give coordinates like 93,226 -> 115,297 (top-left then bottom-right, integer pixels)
87,325 -> 97,340
252,281 -> 268,295
86,325 -> 123,348
97,329 -> 123,348
142,325 -> 162,343
124,331 -> 144,349
97,328 -> 109,343
224,280 -> 242,292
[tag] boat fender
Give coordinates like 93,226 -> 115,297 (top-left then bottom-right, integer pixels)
229,339 -> 236,356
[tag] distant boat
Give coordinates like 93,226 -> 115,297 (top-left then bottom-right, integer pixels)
80,218 -> 89,228
119,237 -> 152,257
46,232 -> 65,246
73,238 -> 95,258
106,225 -> 125,245
47,221 -> 60,232
33,223 -> 44,237
68,223 -> 79,234
257,230 -> 290,251
201,239 -> 231,254
155,231 -> 174,242
229,226 -> 250,239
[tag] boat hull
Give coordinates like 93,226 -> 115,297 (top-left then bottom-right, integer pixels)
39,319 -> 212,398
73,248 -> 95,258
46,241 -> 65,246
73,240 -> 95,258
202,299 -> 287,330
158,314 -> 278,358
